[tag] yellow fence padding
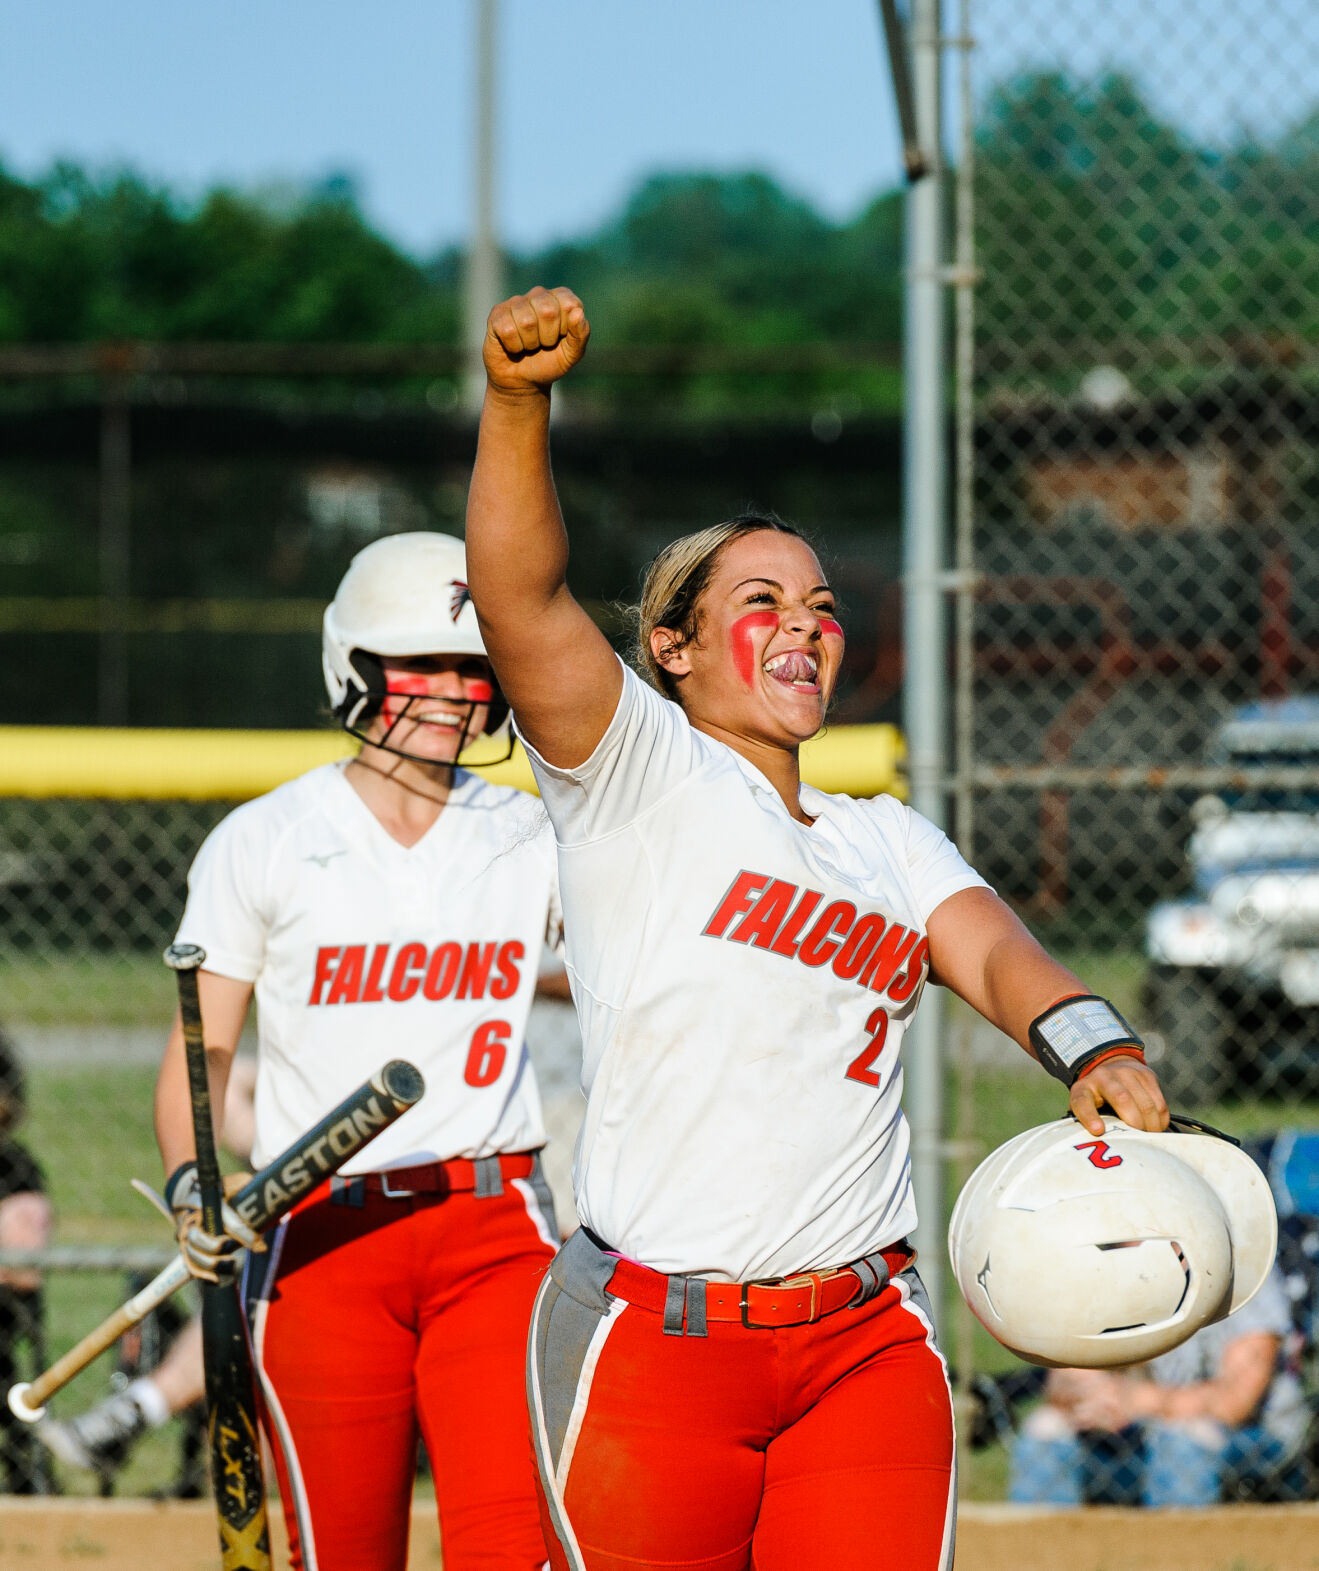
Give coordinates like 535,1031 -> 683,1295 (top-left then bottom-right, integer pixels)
0,722 -> 905,801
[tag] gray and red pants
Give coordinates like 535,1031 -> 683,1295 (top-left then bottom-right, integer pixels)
245,1153 -> 557,1571
527,1227 -> 956,1571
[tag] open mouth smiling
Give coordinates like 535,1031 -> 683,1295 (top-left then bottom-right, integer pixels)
763,650 -> 821,692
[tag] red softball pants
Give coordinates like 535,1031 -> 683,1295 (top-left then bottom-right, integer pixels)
245,1158 -> 556,1571
527,1229 -> 956,1571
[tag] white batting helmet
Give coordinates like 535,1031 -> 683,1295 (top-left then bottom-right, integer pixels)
322,532 -> 508,742
948,1115 -> 1277,1369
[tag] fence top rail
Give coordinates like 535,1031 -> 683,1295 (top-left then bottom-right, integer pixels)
0,340 -> 903,380
966,765 -> 1319,791
0,1246 -> 175,1271
0,722 -> 905,801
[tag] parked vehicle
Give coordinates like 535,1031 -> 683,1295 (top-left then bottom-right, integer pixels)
1144,698 -> 1319,1104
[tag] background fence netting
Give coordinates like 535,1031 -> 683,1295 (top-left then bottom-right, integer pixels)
956,0 -> 1319,1504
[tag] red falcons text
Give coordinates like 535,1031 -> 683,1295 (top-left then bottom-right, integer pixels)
702,871 -> 927,1002
308,940 -> 525,1006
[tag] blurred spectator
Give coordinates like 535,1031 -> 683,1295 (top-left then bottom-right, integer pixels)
1010,1265 -> 1309,1506
0,1029 -> 55,1493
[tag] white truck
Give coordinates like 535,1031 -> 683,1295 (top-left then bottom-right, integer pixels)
1144,697 -> 1319,1104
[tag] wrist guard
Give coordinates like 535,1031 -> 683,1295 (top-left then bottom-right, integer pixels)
1028,994 -> 1145,1086
164,1161 -> 199,1216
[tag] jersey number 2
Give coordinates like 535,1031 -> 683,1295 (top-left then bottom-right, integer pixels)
464,1020 -> 511,1087
845,1007 -> 889,1087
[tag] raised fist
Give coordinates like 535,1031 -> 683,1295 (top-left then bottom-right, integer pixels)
483,286 -> 590,395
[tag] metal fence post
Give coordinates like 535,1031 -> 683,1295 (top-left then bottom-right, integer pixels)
901,0 -> 948,1316
462,0 -> 501,416
950,0 -> 980,1473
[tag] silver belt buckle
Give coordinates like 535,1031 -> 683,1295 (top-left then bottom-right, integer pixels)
379,1171 -> 417,1199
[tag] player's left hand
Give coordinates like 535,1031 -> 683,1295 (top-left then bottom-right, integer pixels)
1070,1057 -> 1169,1136
166,1163 -> 265,1284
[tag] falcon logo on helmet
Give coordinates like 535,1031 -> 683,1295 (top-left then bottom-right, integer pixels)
949,1114 -> 1277,1369
321,532 -> 511,763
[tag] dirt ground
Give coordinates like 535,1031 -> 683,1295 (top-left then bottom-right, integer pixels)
2,1500 -> 1319,1570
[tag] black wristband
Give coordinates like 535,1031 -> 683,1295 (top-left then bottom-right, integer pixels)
1028,995 -> 1144,1086
164,1161 -> 199,1213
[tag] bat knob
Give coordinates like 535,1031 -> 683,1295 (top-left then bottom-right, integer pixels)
380,1060 -> 425,1106
8,1383 -> 44,1423
163,942 -> 207,972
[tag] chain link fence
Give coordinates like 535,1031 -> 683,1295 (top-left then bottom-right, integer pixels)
956,0 -> 1319,1505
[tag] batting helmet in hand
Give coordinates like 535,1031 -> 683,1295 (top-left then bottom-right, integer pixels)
948,1115 -> 1277,1368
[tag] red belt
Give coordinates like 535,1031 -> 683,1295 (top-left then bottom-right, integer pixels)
358,1153 -> 536,1196
605,1243 -> 913,1330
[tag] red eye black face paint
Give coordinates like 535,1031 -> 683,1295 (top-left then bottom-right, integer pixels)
464,679 -> 494,703
730,612 -> 780,686
818,617 -> 844,641
383,671 -> 431,722
384,672 -> 431,695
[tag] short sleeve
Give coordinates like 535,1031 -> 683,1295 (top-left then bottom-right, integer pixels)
174,807 -> 271,984
903,805 -> 991,923
519,659 -> 704,844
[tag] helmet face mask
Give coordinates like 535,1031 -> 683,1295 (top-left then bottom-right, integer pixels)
338,654 -> 512,769
948,1115 -> 1278,1369
322,533 -> 513,770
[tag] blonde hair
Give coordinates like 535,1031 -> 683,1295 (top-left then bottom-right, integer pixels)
634,512 -> 806,702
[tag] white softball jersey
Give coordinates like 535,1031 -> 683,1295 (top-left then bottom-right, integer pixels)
523,661 -> 989,1283
175,762 -> 560,1174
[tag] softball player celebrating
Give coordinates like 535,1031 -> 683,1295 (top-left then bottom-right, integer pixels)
153,533 -> 558,1571
465,288 -> 1171,1571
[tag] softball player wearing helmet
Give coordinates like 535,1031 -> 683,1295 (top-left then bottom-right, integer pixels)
153,533 -> 559,1571
464,289 -> 1172,1571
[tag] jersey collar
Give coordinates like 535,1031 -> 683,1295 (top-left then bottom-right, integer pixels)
723,747 -> 839,828
327,760 -> 484,853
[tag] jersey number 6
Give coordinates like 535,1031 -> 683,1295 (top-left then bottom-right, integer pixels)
465,1020 -> 512,1087
845,1006 -> 889,1088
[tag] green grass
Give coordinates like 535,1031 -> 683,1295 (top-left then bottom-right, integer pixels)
28,1065 -> 164,1236
0,954 -> 171,1026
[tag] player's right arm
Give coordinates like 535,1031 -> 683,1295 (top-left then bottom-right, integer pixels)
465,287 -> 622,769
153,969 -> 254,1176
153,970 -> 260,1282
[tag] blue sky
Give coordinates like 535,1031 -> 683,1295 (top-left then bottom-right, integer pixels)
3,0 -> 1313,257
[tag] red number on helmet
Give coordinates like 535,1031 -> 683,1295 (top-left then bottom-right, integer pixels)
1074,1139 -> 1123,1170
